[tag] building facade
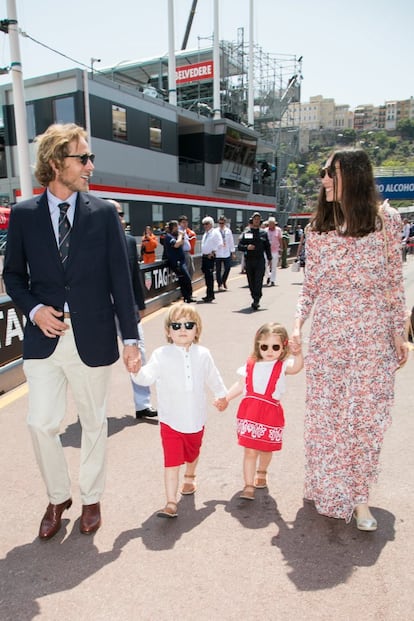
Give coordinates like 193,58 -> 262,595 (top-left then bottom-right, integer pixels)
282,95 -> 413,133
0,68 -> 284,233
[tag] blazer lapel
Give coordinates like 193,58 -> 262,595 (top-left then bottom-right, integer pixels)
36,192 -> 62,265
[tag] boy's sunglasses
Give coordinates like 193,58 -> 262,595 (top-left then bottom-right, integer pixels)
169,321 -> 196,331
259,344 -> 281,352
65,153 -> 95,165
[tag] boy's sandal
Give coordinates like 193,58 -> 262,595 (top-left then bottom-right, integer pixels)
240,485 -> 255,500
254,470 -> 268,489
181,473 -> 197,495
157,502 -> 178,518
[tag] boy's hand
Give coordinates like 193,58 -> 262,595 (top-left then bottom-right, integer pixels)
214,397 -> 228,411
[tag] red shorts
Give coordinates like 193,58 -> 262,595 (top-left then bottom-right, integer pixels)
160,422 -> 204,467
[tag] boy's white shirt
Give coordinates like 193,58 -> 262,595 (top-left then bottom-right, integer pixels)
132,343 -> 227,433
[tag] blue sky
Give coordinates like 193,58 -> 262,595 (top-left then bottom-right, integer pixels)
0,0 -> 412,109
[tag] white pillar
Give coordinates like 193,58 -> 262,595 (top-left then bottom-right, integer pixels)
83,70 -> 91,146
213,0 -> 220,119
6,0 -> 32,199
168,0 -> 177,106
247,0 -> 254,127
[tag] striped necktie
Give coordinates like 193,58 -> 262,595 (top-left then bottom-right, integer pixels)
58,202 -> 71,267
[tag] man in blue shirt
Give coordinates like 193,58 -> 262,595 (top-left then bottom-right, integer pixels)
164,220 -> 195,303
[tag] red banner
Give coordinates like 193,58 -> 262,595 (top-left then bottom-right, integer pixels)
176,60 -> 214,85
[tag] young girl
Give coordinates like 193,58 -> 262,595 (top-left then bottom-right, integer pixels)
225,322 -> 303,500
131,303 -> 227,518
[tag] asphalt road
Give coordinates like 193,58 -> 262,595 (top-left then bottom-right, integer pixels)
1,258 -> 413,621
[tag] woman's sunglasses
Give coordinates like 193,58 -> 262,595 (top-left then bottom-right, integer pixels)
319,165 -> 339,179
169,321 -> 196,331
259,343 -> 281,352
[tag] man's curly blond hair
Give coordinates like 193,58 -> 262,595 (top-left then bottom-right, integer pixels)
34,123 -> 88,186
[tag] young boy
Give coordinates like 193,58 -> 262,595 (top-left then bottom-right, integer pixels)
131,303 -> 227,517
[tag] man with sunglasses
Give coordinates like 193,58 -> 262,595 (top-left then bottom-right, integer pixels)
4,123 -> 141,540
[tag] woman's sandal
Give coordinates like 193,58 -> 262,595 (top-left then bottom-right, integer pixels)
157,501 -> 178,518
353,507 -> 377,531
254,470 -> 268,489
240,485 -> 255,500
181,473 -> 197,495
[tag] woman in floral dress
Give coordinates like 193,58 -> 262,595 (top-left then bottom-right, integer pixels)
292,148 -> 408,531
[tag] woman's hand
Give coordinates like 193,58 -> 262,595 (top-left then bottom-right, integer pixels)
394,334 -> 409,368
289,339 -> 302,355
290,327 -> 302,349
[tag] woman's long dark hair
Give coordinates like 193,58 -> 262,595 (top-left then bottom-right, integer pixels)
311,148 -> 381,237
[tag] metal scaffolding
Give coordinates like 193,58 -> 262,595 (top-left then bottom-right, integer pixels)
103,33 -> 303,213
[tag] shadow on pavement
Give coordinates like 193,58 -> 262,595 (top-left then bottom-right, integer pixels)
223,491 -> 395,591
0,521 -> 122,621
271,500 -> 395,591
61,415 -> 155,448
114,496 -> 224,552
224,488 -> 280,529
232,307 -> 264,314
0,496 -> 396,619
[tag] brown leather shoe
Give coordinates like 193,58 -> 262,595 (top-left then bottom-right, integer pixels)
39,498 -> 72,540
80,502 -> 101,535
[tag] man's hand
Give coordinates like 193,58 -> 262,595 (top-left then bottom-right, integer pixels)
123,344 -> 142,373
33,306 -> 69,338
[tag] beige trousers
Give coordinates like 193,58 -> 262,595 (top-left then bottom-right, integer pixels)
23,319 -> 111,505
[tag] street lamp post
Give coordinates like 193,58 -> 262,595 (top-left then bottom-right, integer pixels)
5,0 -> 32,199
90,57 -> 101,79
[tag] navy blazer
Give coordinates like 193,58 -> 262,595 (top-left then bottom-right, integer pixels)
3,191 -> 138,366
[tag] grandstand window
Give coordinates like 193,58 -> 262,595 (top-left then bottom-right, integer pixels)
149,116 -> 162,149
54,97 -> 75,124
112,105 -> 127,141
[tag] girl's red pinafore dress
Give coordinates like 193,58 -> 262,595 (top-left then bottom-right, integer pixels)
236,358 -> 285,452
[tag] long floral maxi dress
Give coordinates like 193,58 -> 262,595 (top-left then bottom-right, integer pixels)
295,204 -> 406,522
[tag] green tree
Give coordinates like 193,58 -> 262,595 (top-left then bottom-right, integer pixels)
397,119 -> 414,140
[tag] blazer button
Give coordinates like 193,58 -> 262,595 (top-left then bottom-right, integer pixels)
65,285 -> 70,291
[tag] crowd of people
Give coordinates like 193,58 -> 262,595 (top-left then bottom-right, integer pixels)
3,123 -> 411,539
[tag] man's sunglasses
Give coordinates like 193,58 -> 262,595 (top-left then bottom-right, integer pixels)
259,343 -> 281,352
169,321 -> 196,331
65,153 -> 95,165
